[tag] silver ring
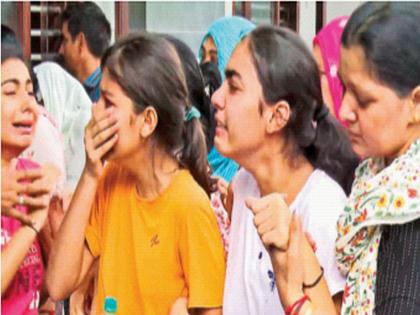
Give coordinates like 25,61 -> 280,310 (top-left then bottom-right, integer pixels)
18,195 -> 25,206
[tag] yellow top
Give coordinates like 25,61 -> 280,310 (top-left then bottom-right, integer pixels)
85,164 -> 225,314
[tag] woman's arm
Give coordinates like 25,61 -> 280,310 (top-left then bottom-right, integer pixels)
45,170 -> 98,300
248,194 -> 338,314
1,166 -> 57,295
46,100 -> 119,300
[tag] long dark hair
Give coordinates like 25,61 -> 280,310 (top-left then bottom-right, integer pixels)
163,35 -> 214,151
248,26 -> 359,194
342,2 -> 420,98
101,33 -> 211,195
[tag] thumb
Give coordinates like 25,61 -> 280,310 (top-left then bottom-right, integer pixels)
289,214 -> 303,250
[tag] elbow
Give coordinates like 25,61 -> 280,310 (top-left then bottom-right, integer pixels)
46,272 -> 71,302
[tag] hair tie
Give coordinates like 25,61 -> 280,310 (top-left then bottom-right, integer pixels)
315,105 -> 329,122
185,106 -> 201,122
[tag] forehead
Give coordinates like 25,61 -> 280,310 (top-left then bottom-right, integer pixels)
339,46 -> 372,81
226,39 -> 256,77
202,36 -> 216,51
1,58 -> 31,82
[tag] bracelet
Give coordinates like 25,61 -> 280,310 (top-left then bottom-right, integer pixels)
285,295 -> 309,315
24,222 -> 40,235
303,266 -> 324,289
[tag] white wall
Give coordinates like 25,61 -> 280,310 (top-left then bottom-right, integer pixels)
298,1 -> 317,48
326,1 -> 361,23
146,2 -> 225,54
96,1 -> 116,44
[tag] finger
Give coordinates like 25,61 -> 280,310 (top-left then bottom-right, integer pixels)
256,219 -> 276,236
94,133 -> 118,160
15,168 -> 43,182
289,215 -> 303,254
4,208 -> 33,225
253,208 -> 273,226
304,232 -> 317,252
92,122 -> 119,149
245,197 -> 268,214
24,195 -> 50,210
91,113 -> 118,139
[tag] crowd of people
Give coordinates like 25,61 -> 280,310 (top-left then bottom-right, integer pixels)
1,2 -> 419,315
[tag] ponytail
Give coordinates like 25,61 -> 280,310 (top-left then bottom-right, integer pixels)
181,107 -> 212,196
303,107 -> 359,195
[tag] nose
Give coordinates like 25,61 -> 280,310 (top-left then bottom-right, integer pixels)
339,92 -> 356,123
211,84 -> 225,111
21,90 -> 37,114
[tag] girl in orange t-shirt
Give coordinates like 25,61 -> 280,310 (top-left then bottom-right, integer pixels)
47,33 -> 225,315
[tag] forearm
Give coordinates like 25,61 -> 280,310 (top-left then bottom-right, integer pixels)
46,169 -> 98,298
1,226 -> 38,295
301,237 -> 337,313
271,238 -> 337,314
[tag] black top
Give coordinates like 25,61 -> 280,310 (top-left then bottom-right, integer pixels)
375,219 -> 420,314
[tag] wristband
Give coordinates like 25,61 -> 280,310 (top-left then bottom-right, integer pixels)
285,295 -> 309,315
303,266 -> 324,289
24,222 -> 40,235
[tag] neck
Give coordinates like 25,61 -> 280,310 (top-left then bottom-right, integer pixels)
385,126 -> 420,165
76,54 -> 100,83
120,148 -> 180,201
241,139 -> 314,205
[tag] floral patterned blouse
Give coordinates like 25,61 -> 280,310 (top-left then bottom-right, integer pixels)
336,139 -> 420,314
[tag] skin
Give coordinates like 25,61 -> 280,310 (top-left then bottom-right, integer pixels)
47,68 -> 221,315
1,58 -> 56,294
255,45 -> 420,314
313,44 -> 335,115
201,36 -> 218,65
339,46 -> 420,162
59,21 -> 100,83
211,38 -> 338,313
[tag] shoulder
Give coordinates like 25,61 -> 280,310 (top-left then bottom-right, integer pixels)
172,171 -> 213,217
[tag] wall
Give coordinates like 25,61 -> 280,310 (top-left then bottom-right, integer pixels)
146,2 -> 226,55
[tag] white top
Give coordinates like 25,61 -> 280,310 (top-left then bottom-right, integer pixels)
34,62 -> 92,191
223,168 -> 347,315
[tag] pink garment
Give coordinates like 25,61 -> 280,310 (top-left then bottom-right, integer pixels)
1,158 -> 45,315
313,16 -> 349,125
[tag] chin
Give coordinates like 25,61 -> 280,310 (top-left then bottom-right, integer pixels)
214,141 -> 233,159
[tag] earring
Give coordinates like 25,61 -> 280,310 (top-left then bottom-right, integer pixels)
413,112 -> 420,123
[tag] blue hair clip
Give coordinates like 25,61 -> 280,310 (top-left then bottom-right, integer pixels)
185,106 -> 201,122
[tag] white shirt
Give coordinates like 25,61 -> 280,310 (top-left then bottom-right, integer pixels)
223,168 -> 346,315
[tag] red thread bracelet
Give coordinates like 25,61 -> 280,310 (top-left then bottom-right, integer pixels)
285,295 -> 309,315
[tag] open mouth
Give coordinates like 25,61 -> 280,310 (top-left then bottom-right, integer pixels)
12,121 -> 34,134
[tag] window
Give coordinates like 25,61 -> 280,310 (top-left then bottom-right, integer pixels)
232,1 -> 299,31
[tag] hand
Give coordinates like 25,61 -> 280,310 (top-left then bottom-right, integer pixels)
170,297 -> 189,315
246,193 -> 291,251
84,99 -> 119,178
214,177 -> 234,214
1,161 -> 57,226
270,215 -> 305,307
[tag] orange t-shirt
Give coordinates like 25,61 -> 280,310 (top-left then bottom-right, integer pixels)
85,164 -> 225,314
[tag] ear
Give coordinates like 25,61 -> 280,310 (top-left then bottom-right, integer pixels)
76,32 -> 86,54
139,106 -> 158,139
265,100 -> 291,134
409,85 -> 420,125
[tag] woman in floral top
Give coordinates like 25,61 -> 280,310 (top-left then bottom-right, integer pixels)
251,2 -> 420,315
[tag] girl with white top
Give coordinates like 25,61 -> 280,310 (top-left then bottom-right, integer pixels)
211,25 -> 359,315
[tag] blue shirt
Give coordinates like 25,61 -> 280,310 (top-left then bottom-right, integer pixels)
84,67 -> 102,103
